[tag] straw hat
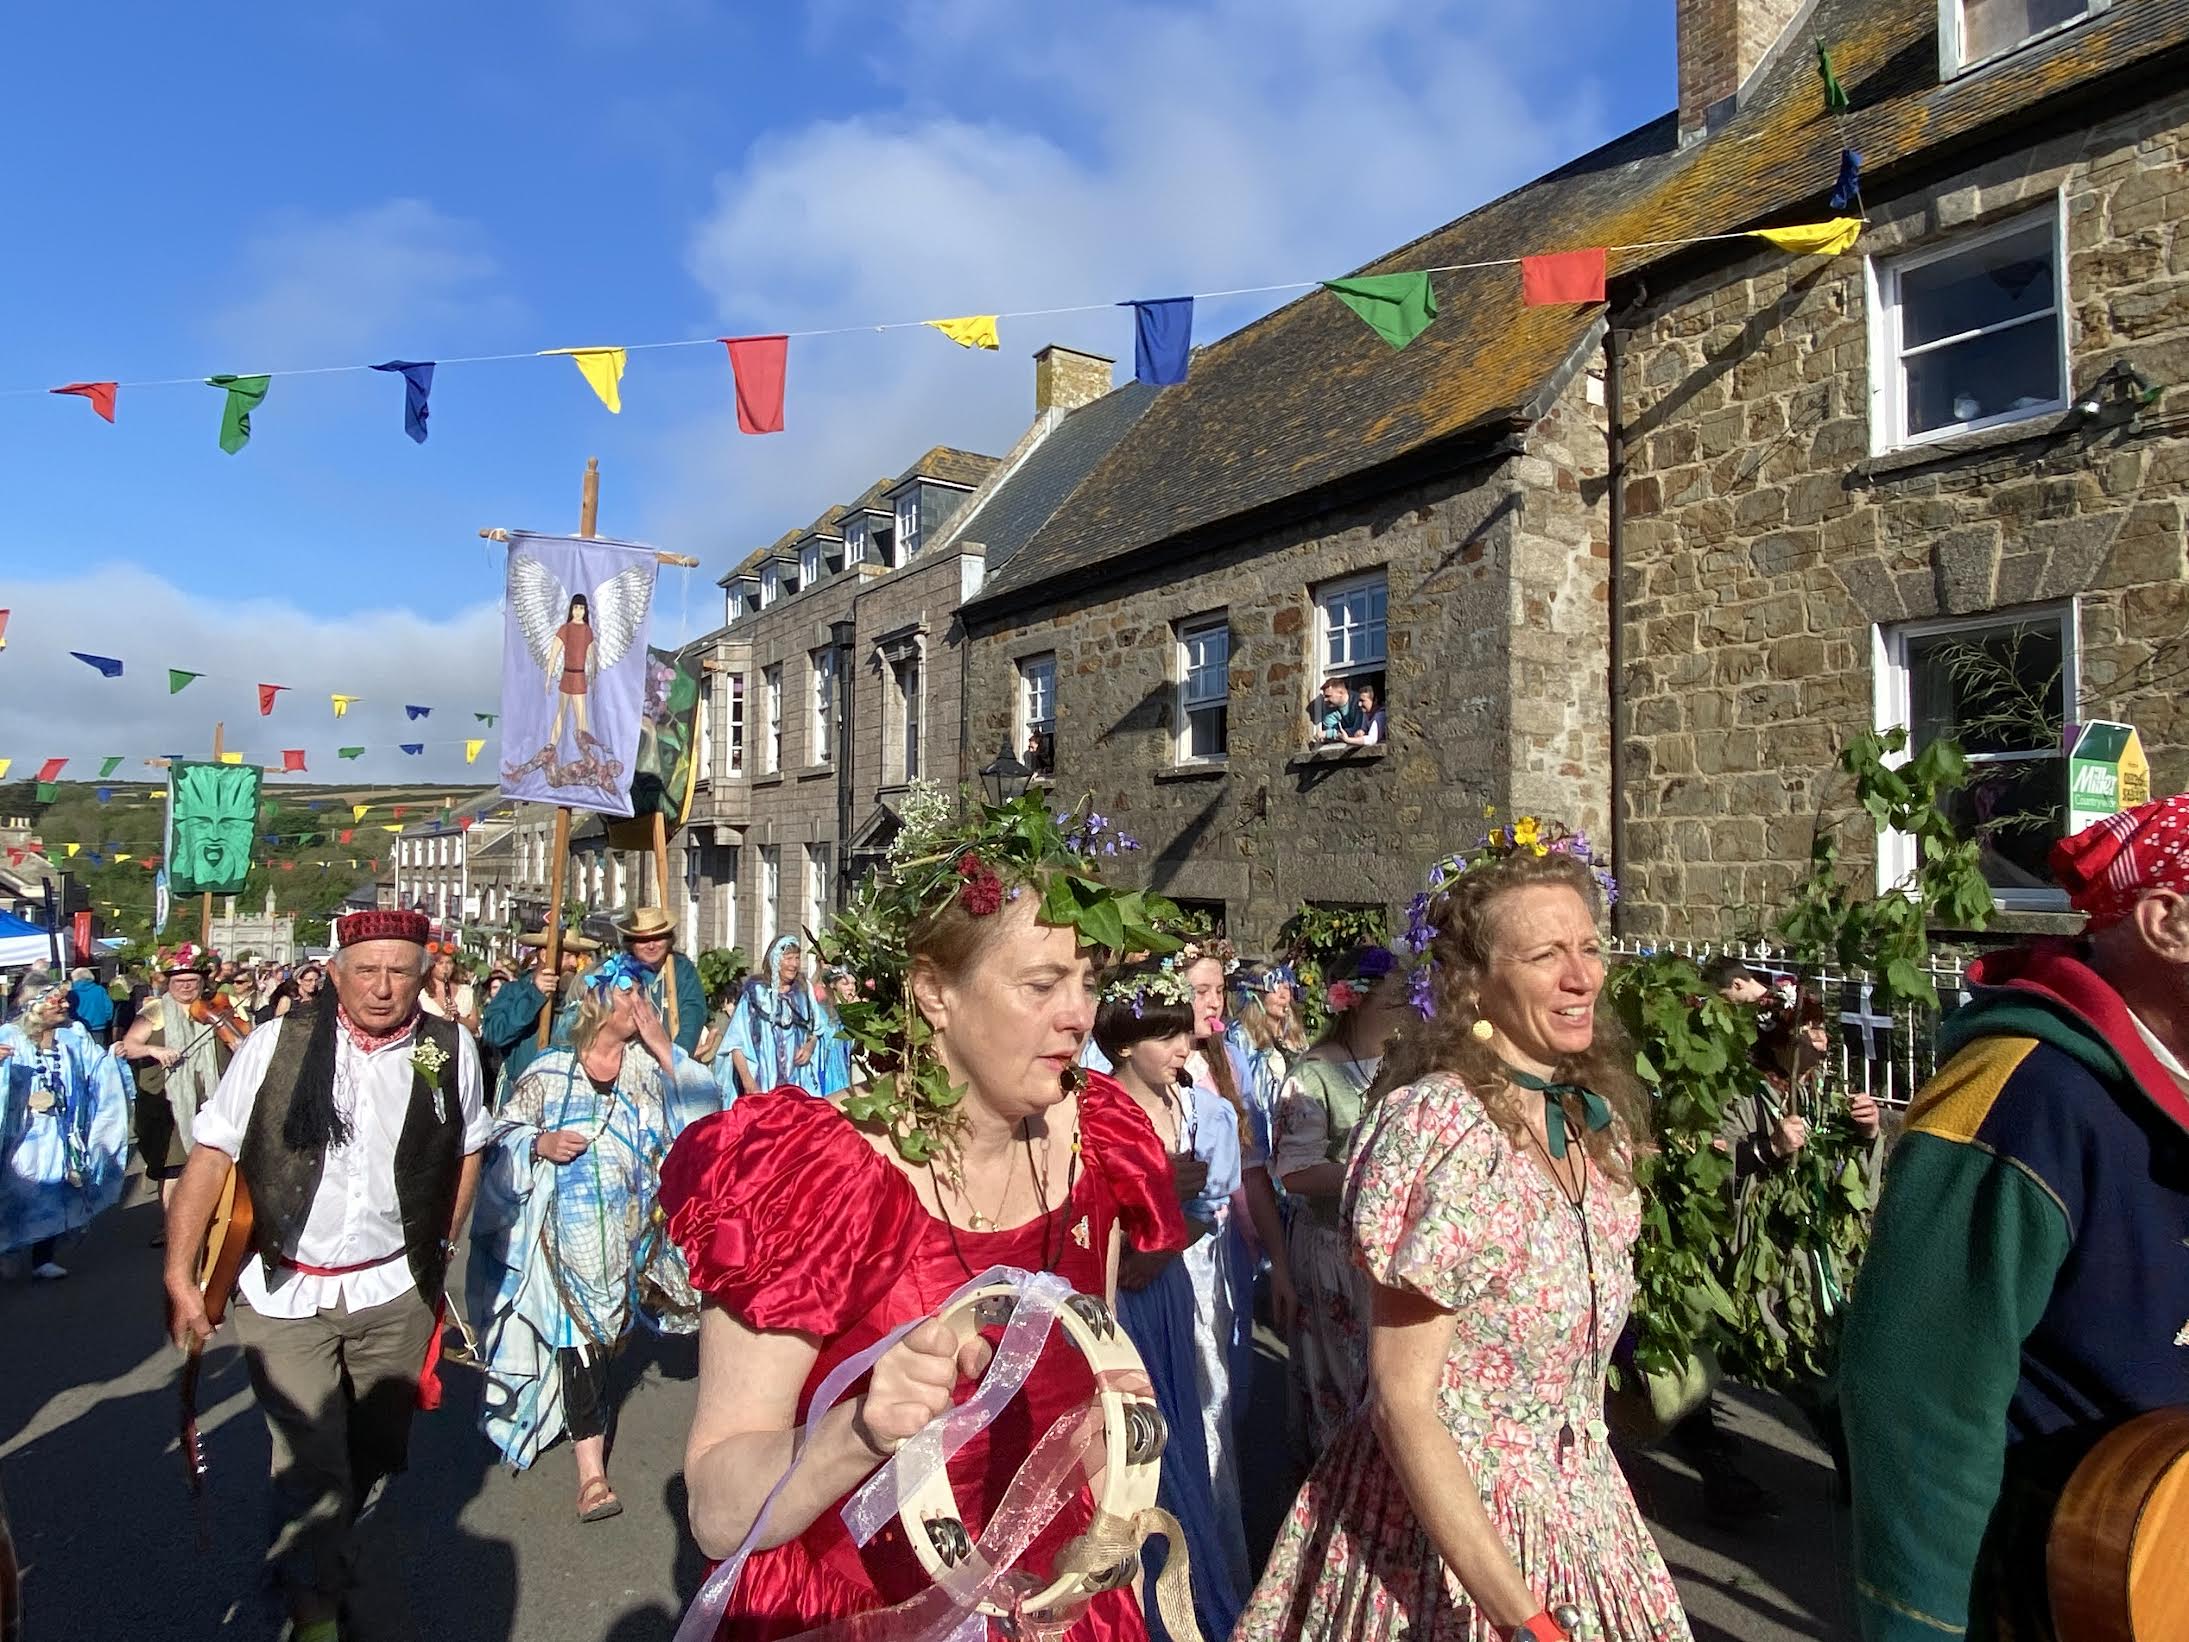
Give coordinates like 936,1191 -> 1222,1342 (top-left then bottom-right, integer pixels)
515,927 -> 602,954
615,906 -> 676,941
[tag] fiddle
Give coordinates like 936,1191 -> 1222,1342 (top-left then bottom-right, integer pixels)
187,995 -> 253,1052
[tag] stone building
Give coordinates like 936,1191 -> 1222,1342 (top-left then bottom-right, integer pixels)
673,347 -> 1154,960
959,0 -> 2189,949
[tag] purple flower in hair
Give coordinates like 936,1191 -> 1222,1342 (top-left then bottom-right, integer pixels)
1408,964 -> 1437,1018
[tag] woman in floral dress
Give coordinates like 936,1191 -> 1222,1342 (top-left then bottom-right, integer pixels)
1239,830 -> 1691,1642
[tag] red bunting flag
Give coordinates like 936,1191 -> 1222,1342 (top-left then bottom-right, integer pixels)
1520,248 -> 1607,306
339,828 -> 355,844
4,848 -> 20,866
259,684 -> 289,716
456,815 -> 476,832
721,335 -> 788,435
35,758 -> 66,782
282,749 -> 307,772
51,382 -> 118,423
393,805 -> 406,819
0,609 -> 9,649
281,861 -> 296,872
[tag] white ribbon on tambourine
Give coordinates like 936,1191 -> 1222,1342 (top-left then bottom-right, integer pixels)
671,1265 -> 1199,1642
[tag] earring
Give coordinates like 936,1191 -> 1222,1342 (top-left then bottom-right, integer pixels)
1470,1018 -> 1494,1042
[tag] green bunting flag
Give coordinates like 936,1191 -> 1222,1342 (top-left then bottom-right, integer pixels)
1817,40 -> 1850,113
475,712 -> 498,727
97,756 -> 123,778
170,760 -> 262,896
1323,273 -> 1438,350
168,669 -> 200,694
207,373 -> 272,454
35,782 -> 57,804
337,746 -> 365,760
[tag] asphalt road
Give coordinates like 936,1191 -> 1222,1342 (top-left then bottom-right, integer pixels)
2,1176 -> 1855,1641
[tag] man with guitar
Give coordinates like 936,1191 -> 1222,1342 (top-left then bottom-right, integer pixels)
1841,793 -> 2189,1641
163,908 -> 488,1642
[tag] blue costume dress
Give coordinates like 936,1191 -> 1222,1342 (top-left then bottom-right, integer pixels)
0,1019 -> 130,1254
721,936 -> 822,1096
810,1005 -> 856,1098
1117,1078 -> 1249,1642
468,1042 -> 722,1469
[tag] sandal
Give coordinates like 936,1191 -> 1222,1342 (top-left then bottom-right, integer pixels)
577,1477 -> 623,1523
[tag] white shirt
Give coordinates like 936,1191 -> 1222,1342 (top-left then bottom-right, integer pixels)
193,1014 -> 490,1318
2129,1006 -> 2189,1092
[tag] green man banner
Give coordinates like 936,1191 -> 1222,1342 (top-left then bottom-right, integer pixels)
170,761 -> 262,896
605,647 -> 703,851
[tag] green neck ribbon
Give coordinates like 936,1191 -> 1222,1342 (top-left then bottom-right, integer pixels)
1502,1062 -> 1613,1159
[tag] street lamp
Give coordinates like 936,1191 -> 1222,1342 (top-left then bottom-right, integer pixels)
980,739 -> 1033,808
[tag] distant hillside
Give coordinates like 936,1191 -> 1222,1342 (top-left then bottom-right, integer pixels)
2,778 -> 485,945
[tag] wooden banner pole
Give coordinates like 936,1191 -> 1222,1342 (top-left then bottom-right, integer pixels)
200,722 -> 223,950
652,808 -> 678,1040
536,458 -> 600,1050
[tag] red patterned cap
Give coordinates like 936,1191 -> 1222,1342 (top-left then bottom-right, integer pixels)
2049,793 -> 2189,930
335,908 -> 433,948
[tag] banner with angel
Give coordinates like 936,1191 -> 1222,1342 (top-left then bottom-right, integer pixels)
497,532 -> 658,816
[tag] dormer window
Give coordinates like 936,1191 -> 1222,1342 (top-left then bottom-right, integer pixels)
895,491 -> 922,559
760,567 -> 779,608
800,542 -> 822,586
844,517 -> 867,566
1939,0 -> 2105,77
725,591 -> 741,624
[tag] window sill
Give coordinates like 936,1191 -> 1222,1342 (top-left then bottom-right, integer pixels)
1286,743 -> 1389,771
752,773 -> 785,789
1155,761 -> 1230,784
1852,412 -> 2071,485
796,763 -> 835,781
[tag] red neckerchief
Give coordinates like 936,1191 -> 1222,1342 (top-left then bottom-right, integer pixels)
335,1006 -> 421,1055
1967,937 -> 2189,1137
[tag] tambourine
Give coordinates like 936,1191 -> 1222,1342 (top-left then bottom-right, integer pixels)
902,1280 -> 1193,1637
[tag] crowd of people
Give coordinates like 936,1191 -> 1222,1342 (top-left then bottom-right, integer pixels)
5,786 -> 2186,1642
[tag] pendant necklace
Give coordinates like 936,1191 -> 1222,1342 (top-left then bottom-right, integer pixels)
1522,1120 -> 1601,1459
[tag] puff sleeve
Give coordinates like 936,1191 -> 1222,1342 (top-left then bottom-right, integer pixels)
1078,1072 -> 1190,1256
659,1091 -> 924,1336
1342,1076 -> 1511,1314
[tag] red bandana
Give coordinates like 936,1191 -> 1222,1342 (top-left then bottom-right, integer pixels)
2050,793 -> 2189,929
336,1006 -> 420,1055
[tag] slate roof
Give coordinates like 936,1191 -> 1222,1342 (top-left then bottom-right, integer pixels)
946,382 -> 1159,576
970,0 -> 2189,612
898,446 -> 1000,490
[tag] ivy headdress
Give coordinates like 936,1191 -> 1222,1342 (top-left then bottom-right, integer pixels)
816,792 -> 1182,1162
1100,966 -> 1192,1018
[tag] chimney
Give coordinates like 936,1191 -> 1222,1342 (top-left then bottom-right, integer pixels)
1676,0 -> 1804,143
1032,345 -> 1114,418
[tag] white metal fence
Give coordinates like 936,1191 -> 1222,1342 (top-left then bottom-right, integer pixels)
1607,937 -> 1974,1108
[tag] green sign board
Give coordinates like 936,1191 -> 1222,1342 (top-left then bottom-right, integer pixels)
2066,720 -> 2149,833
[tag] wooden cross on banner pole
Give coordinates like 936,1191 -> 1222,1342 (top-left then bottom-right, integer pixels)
200,722 -> 224,950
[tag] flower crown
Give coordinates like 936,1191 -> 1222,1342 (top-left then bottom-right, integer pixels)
1401,810 -> 1618,1017
817,791 -> 1182,1163
1101,967 -> 1192,1017
1163,936 -> 1240,976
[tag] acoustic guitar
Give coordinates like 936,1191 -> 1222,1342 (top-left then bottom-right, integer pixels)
2048,1405 -> 2189,1642
179,1162 -> 256,1512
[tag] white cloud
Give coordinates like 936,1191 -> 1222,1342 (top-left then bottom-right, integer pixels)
659,0 -> 1618,564
0,565 -> 502,792
205,198 -> 520,366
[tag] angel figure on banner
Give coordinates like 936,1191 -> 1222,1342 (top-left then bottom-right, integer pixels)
503,554 -> 654,799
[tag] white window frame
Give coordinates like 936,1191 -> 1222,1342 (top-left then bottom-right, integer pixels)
894,650 -> 924,783
696,688 -> 714,785
805,842 -> 831,934
800,542 -> 822,587
762,664 -> 783,775
725,590 -> 740,625
843,517 -> 867,567
1175,615 -> 1231,766
758,845 -> 779,953
1871,600 -> 2079,910
682,845 -> 702,951
760,567 -> 779,609
1938,0 -> 2107,78
1314,570 -> 1389,680
1016,653 -> 1056,758
811,647 -> 837,766
1866,198 -> 2069,454
895,491 -> 922,560
717,844 -> 739,952
726,673 -> 746,779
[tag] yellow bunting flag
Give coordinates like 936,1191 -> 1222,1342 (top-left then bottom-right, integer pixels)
332,693 -> 360,717
382,823 -> 404,834
1751,218 -> 1863,257
464,738 -> 485,764
542,347 -> 627,413
353,803 -> 370,822
924,315 -> 1000,351
218,751 -> 243,765
152,788 -> 167,798
64,843 -> 79,858
113,856 -> 131,867
0,759 -> 10,781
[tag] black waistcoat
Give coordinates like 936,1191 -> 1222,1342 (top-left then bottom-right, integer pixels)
238,1008 -> 465,1301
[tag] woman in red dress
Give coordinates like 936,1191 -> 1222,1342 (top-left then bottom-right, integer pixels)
660,807 -> 1187,1641
546,593 -> 594,750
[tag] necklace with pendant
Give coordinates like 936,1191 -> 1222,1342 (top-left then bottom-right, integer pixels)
1523,1120 -> 1602,1459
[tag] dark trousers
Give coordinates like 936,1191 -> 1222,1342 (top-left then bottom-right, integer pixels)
558,1346 -> 613,1442
233,1289 -> 436,1613
28,1239 -> 57,1267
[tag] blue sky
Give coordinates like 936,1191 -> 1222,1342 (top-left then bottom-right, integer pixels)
2,0 -> 1673,782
